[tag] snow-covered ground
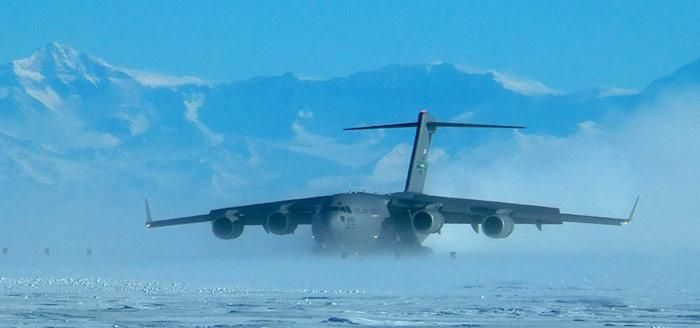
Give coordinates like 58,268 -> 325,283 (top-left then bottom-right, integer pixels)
1,254 -> 698,327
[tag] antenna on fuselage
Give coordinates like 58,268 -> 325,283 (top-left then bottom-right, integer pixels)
344,110 -> 524,193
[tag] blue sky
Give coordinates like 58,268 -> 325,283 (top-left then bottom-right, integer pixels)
2,1 -> 699,91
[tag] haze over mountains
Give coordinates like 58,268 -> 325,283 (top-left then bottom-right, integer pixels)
1,43 -> 698,257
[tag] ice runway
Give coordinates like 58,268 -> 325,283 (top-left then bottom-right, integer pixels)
1,254 -> 698,327
1,277 -> 698,327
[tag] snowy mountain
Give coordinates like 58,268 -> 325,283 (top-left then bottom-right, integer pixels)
1,42 -> 697,191
0,43 -> 698,256
0,42 -> 207,148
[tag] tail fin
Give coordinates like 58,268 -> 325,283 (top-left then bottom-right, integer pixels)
345,110 -> 523,193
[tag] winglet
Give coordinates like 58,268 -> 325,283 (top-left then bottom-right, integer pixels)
145,199 -> 153,228
624,196 -> 640,224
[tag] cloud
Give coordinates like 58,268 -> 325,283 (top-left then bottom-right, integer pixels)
116,112 -> 151,136
598,87 -> 639,97
490,71 -> 560,95
0,135 -> 91,185
422,88 -> 700,255
297,110 -> 314,119
301,142 -> 449,196
123,69 -> 206,88
284,121 -> 383,168
183,94 -> 224,146
210,163 -> 248,196
450,111 -> 475,123
454,64 -> 559,95
245,139 -> 263,167
370,143 -> 411,185
0,108 -> 122,149
97,133 -> 121,147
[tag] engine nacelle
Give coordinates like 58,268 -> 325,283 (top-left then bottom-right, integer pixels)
264,211 -> 298,235
411,209 -> 444,234
212,216 -> 244,240
482,214 -> 515,239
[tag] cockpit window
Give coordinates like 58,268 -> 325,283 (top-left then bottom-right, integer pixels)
330,206 -> 352,213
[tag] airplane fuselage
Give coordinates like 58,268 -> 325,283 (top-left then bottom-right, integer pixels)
311,193 -> 427,252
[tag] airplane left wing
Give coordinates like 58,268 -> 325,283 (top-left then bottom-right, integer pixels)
145,196 -> 331,228
389,192 -> 636,227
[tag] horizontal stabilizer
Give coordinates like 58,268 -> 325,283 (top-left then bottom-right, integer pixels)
345,111 -> 524,193
345,122 -> 525,131
344,122 -> 417,130
428,122 -> 525,129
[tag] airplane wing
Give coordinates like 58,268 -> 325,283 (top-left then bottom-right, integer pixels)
389,192 -> 637,227
145,196 -> 331,228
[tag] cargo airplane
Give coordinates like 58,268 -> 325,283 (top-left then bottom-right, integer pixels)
146,111 -> 637,254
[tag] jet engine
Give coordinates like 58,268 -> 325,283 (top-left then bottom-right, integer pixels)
411,209 -> 444,234
212,216 -> 244,239
264,211 -> 298,235
482,214 -> 514,239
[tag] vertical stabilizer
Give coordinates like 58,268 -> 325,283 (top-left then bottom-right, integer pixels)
404,111 -> 435,193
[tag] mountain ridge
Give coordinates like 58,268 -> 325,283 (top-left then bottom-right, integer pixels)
1,42 -> 698,192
